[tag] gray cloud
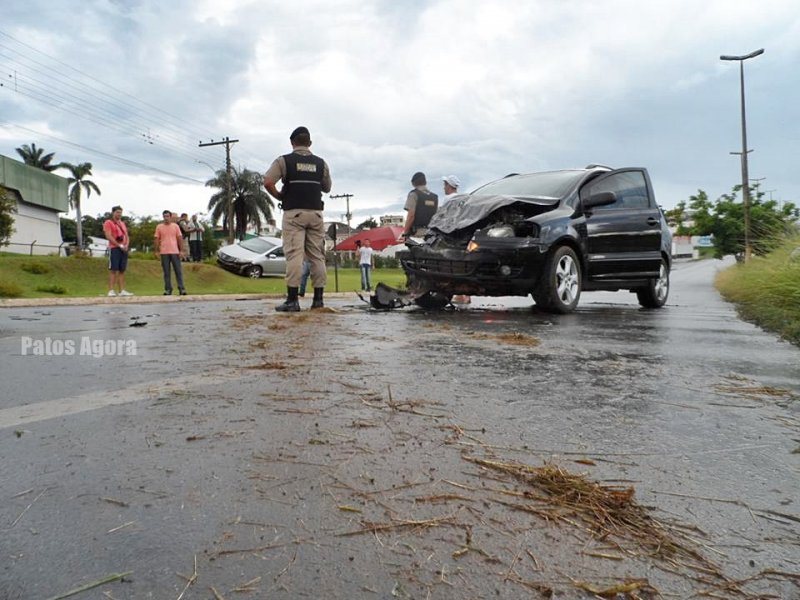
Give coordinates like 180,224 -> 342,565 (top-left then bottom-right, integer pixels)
1,0 -> 798,222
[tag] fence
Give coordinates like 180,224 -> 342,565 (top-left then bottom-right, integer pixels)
2,240 -> 111,257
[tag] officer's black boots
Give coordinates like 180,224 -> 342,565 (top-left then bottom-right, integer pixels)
275,286 -> 301,312
311,287 -> 324,309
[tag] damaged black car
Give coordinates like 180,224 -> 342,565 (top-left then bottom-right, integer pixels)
398,165 -> 672,314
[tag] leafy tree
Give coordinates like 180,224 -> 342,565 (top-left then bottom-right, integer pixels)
206,167 -> 274,241
680,185 -> 799,258
201,223 -> 221,258
15,143 -> 60,172
0,186 -> 16,246
357,217 -> 379,230
127,216 -> 158,252
80,214 -> 106,239
60,217 -> 77,243
60,162 -> 101,249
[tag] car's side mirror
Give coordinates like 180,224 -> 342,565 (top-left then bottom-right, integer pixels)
584,191 -> 617,209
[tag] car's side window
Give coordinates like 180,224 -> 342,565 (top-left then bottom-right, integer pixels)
583,171 -> 650,210
270,247 -> 285,258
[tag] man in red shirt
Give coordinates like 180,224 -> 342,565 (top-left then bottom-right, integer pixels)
102,205 -> 133,297
154,210 -> 187,295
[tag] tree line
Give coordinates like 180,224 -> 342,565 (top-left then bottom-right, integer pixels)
664,184 -> 799,258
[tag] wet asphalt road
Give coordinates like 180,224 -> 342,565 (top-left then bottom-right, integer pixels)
0,257 -> 798,599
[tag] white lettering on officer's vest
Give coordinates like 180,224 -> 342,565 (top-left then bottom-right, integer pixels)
296,163 -> 318,173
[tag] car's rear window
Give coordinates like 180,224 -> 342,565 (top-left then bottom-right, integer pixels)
239,238 -> 276,254
471,170 -> 585,198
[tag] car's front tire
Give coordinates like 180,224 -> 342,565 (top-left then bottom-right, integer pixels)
246,265 -> 263,279
636,258 -> 669,308
534,246 -> 581,314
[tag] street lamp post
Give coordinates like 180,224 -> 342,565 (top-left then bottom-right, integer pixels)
720,48 -> 764,262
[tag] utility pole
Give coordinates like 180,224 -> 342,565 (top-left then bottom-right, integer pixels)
199,137 -> 239,244
330,193 -> 353,232
720,48 -> 763,262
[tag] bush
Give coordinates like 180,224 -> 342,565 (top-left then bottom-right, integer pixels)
0,280 -> 23,297
35,284 -> 67,294
375,255 -> 399,269
20,261 -> 51,274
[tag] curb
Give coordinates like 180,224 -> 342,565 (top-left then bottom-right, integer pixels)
0,291 -> 360,309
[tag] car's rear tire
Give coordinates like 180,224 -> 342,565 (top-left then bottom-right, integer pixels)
414,291 -> 453,310
636,258 -> 669,308
246,265 -> 263,279
534,246 -> 581,314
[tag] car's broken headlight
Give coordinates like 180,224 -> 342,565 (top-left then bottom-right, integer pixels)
486,225 -> 515,238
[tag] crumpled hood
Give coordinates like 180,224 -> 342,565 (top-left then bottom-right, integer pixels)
219,244 -> 260,261
429,194 -> 559,234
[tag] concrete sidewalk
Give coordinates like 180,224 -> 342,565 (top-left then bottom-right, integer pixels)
0,291 -> 358,308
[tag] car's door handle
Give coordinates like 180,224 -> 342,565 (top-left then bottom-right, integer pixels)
646,217 -> 659,226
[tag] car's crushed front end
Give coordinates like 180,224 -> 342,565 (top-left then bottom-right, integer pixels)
399,195 -> 561,297
216,250 -> 253,276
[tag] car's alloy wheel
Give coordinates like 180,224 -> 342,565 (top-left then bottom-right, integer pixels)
246,265 -> 263,279
636,259 -> 669,308
536,246 -> 581,314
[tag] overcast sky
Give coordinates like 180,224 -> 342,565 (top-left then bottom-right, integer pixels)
1,0 -> 798,227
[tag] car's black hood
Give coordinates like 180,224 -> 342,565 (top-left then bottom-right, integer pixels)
429,194 -> 559,234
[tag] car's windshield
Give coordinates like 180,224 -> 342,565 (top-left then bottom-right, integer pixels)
239,238 -> 276,254
471,170 -> 585,198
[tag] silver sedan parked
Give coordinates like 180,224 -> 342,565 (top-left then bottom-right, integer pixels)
216,236 -> 286,278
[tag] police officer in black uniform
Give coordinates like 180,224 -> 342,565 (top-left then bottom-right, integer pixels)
400,171 -> 438,240
264,126 -> 332,312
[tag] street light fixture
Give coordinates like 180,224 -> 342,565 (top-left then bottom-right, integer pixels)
720,48 -> 764,262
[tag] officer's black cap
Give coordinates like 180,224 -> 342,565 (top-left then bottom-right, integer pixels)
290,126 -> 310,141
411,172 -> 426,185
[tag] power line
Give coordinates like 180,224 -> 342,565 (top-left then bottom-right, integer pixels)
0,60 -> 213,164
0,38 -> 219,165
0,28 -> 265,174
0,30 -> 216,143
0,79 -> 214,168
1,121 -> 205,184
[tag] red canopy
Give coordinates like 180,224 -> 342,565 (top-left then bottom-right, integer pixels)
334,226 -> 404,252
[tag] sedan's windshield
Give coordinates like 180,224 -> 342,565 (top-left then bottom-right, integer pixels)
471,170 -> 585,199
239,238 -> 276,254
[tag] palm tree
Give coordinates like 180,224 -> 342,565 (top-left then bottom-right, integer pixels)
61,162 -> 101,250
15,143 -> 60,172
206,167 -> 274,241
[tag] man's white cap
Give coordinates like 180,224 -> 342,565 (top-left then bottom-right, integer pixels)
442,175 -> 461,188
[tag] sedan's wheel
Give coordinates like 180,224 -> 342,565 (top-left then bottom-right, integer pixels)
246,265 -> 263,279
636,259 -> 669,308
414,291 -> 453,310
535,246 -> 581,314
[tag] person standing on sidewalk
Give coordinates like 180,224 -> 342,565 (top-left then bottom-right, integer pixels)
264,126 -> 332,312
102,205 -> 133,297
154,210 -> 187,296
188,213 -> 204,262
356,238 -> 375,292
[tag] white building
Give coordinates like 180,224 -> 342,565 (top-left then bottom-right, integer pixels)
1,155 -> 68,255
380,214 -> 404,227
